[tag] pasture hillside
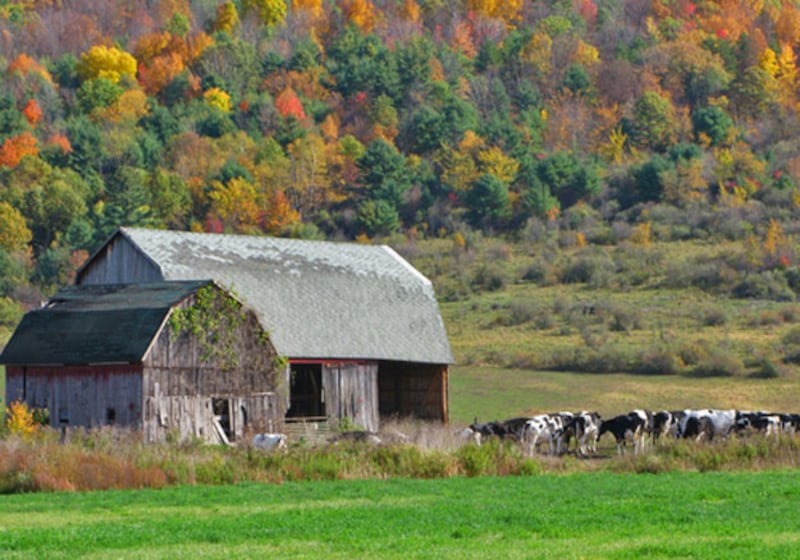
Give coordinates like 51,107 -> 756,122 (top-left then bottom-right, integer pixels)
396,235 -> 800,424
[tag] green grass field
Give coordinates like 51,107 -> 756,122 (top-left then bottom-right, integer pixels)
1,472 -> 800,558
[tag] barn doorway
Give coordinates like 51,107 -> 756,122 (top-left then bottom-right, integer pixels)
287,363 -> 325,418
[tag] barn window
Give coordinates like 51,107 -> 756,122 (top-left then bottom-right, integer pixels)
106,408 -> 116,424
58,407 -> 69,425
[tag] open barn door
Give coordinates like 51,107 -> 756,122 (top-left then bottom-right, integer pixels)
287,363 -> 325,418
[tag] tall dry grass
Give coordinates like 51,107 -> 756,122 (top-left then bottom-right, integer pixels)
3,420 -> 800,494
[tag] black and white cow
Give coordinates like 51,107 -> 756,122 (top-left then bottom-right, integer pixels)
599,412 -> 647,454
522,414 -> 562,455
652,410 -> 682,441
678,409 -> 736,440
681,416 -> 715,441
735,411 -> 781,438
561,411 -> 602,456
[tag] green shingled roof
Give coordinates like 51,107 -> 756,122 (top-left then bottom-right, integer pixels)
0,281 -> 212,366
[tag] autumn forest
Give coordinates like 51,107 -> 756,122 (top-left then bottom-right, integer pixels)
1,0 -> 800,333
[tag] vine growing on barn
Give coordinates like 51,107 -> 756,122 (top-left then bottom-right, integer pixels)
169,284 -> 283,384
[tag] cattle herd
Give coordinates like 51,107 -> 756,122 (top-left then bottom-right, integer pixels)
463,408 -> 800,456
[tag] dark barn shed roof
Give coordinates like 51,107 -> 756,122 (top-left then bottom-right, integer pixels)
0,281 -> 211,366
78,228 -> 454,365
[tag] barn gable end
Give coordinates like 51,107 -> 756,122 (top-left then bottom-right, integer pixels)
0,281 -> 284,443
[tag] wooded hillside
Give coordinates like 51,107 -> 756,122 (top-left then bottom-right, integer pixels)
1,0 -> 799,338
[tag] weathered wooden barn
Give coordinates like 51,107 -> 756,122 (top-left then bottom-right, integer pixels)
0,280 -> 284,443
72,227 -> 454,432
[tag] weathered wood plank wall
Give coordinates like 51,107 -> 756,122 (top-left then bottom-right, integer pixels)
77,238 -> 162,285
322,362 -> 379,432
6,365 -> 143,428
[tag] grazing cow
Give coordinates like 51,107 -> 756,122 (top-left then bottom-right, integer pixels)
679,409 -> 736,440
629,409 -> 653,451
599,413 -> 647,454
562,411 -> 602,456
465,417 -> 529,447
735,412 -> 781,438
458,426 -> 482,446
522,413 -> 573,455
252,433 -> 288,451
682,416 -> 715,441
778,413 -> 800,435
549,412 -> 575,455
652,410 -> 681,442
522,414 -> 558,455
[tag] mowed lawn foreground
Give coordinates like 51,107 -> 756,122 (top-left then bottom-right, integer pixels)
2,472 -> 800,559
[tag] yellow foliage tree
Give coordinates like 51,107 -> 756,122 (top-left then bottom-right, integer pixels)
524,32 -> 553,78
572,39 -> 600,67
466,0 -> 523,26
214,1 -> 239,33
241,0 -> 287,27
208,177 -> 261,232
439,144 -> 479,192
204,87 -> 232,113
77,45 -> 138,84
776,43 -> 797,106
288,133 -> 335,214
477,146 -> 518,184
101,89 -> 149,123
0,202 -> 32,253
401,0 -> 420,22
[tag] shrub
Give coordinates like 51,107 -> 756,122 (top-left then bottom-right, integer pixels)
520,258 -> 557,285
436,276 -> 471,302
672,341 -> 708,366
635,346 -> 684,375
781,325 -> 800,347
750,357 -> 783,379
746,309 -> 784,327
687,349 -> 744,377
607,305 -> 643,332
780,305 -> 800,322
700,307 -> 728,327
5,401 -> 37,438
470,263 -> 509,292
546,345 -> 630,373
500,302 -> 538,326
732,271 -> 795,301
560,253 -> 616,284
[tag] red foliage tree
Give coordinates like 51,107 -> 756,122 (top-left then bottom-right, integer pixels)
275,87 -> 306,121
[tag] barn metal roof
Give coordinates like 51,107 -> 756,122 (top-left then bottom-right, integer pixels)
83,228 -> 453,364
0,281 -> 211,366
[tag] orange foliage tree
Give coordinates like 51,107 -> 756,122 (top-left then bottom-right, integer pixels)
343,0 -> 377,32
22,99 -> 42,126
261,189 -> 301,234
0,133 -> 39,168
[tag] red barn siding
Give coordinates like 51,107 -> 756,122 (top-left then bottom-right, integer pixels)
6,365 -> 143,428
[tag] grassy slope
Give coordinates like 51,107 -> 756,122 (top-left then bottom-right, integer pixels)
402,238 -> 800,425
1,473 -> 799,558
